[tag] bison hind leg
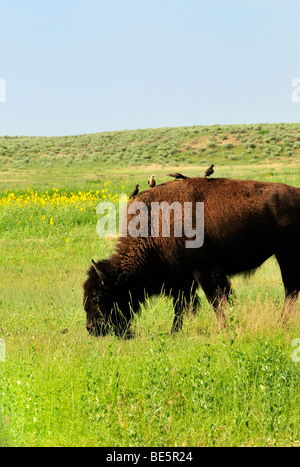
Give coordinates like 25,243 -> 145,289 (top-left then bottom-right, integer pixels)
276,247 -> 300,323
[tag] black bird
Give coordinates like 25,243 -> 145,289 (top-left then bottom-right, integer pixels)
168,173 -> 189,181
129,184 -> 139,199
204,164 -> 215,178
148,175 -> 156,188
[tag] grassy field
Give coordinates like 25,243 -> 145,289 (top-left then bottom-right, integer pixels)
0,124 -> 300,447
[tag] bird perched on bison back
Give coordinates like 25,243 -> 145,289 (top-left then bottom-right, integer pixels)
204,164 -> 215,178
168,172 -> 189,181
148,175 -> 156,188
129,184 -> 139,199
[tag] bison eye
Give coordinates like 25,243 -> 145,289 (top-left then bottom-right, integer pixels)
93,296 -> 101,304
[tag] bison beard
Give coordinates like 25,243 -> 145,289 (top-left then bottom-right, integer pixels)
83,177 -> 300,337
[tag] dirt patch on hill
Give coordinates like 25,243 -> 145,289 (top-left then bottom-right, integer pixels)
182,134 -> 241,150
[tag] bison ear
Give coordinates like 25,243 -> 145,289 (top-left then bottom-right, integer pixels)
91,260 -> 107,286
115,272 -> 129,287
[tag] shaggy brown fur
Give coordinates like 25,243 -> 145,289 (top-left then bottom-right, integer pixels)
83,177 -> 300,337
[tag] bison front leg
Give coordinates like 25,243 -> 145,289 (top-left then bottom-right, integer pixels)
187,281 -> 200,315
171,284 -> 199,333
171,291 -> 185,333
109,304 -> 134,339
194,270 -> 232,330
170,290 -> 189,333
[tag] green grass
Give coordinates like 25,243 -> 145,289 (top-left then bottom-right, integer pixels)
0,123 -> 300,447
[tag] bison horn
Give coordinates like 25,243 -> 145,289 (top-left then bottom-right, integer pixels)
91,260 -> 106,285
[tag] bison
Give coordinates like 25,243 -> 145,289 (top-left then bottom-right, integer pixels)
83,177 -> 300,337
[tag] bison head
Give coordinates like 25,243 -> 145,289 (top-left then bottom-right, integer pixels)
83,259 -> 130,337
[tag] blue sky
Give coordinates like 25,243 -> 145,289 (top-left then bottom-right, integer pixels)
1,0 -> 300,136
